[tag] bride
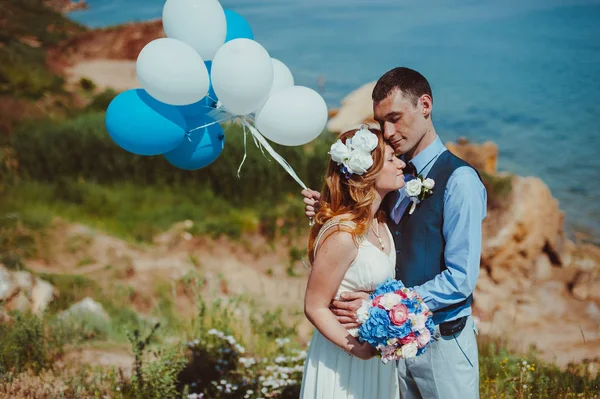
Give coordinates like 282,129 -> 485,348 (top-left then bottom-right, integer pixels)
300,126 -> 405,399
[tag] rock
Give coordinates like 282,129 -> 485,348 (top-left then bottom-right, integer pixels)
445,138 -> 498,175
534,254 -> 554,281
9,291 -> 31,313
47,19 -> 165,73
43,0 -> 87,13
0,265 -> 58,316
0,266 -> 19,301
12,271 -> 33,291
326,82 -> 376,133
483,176 -> 565,282
31,278 -> 58,315
59,297 -> 110,322
571,271 -> 600,302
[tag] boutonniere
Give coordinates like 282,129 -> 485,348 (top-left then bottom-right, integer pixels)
405,176 -> 435,215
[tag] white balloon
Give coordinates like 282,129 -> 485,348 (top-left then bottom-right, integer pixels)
256,86 -> 328,146
162,0 -> 226,61
270,58 -> 295,96
211,39 -> 274,115
136,38 -> 209,106
255,58 -> 295,113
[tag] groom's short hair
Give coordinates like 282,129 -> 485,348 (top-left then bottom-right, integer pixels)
372,67 -> 433,106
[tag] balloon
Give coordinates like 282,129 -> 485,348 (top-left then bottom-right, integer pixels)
255,86 -> 328,146
162,0 -> 226,61
204,60 -> 218,106
105,89 -> 187,156
255,58 -> 295,112
136,38 -> 209,106
177,100 -> 211,118
164,115 -> 225,170
211,39 -> 274,115
269,58 -> 295,96
224,9 -> 254,42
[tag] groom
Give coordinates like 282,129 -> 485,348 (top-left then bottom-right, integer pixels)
302,67 -> 487,398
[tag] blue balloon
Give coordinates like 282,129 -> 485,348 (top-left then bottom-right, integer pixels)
106,89 -> 186,156
177,99 -> 212,118
164,115 -> 225,170
224,10 -> 254,42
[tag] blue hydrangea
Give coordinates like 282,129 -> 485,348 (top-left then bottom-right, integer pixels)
404,298 -> 421,313
371,278 -> 404,298
358,307 -> 390,347
387,321 -> 412,337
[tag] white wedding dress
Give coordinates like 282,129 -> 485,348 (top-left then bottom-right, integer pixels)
300,218 -> 400,399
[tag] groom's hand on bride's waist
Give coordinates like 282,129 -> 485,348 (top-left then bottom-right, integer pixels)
330,291 -> 370,329
301,189 -> 321,219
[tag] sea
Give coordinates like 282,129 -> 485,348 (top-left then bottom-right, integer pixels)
69,0 -> 600,241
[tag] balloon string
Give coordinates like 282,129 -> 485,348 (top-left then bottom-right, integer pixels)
205,94 -> 219,104
242,119 -> 308,190
237,120 -> 249,178
187,115 -> 234,133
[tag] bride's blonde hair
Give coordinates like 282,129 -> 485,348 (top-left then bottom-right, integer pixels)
308,127 -> 387,264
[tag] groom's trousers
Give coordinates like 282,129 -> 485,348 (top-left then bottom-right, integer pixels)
396,316 -> 479,399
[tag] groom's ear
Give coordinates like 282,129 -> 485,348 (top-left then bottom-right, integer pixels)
419,94 -> 433,118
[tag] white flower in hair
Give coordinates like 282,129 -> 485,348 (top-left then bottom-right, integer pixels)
347,151 -> 373,174
328,125 -> 378,178
352,127 -> 379,152
328,140 -> 351,164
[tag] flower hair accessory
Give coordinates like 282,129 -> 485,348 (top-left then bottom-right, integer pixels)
328,125 -> 378,179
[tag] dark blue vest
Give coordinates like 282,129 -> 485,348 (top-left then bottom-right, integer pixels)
386,150 -> 478,323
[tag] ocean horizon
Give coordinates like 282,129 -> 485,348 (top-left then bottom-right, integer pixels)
69,0 -> 600,241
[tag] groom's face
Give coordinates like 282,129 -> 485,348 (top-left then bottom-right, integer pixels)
373,89 -> 430,155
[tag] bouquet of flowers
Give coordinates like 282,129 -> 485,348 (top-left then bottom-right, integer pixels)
357,279 -> 435,363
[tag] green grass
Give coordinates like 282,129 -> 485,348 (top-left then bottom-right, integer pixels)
0,0 -> 84,98
0,180 -> 306,243
0,0 -> 84,99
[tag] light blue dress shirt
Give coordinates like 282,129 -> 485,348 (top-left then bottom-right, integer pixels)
390,136 -> 487,322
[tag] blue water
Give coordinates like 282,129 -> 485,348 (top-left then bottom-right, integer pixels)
69,0 -> 600,240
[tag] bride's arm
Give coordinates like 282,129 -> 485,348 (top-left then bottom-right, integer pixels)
304,230 -> 375,360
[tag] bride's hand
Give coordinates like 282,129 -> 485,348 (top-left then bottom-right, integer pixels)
301,188 -> 321,219
330,291 -> 370,329
353,342 -> 378,360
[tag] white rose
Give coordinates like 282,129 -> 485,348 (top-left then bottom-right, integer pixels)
409,313 -> 426,331
352,128 -> 378,152
379,293 -> 403,310
328,140 -> 350,164
423,178 -> 435,190
417,328 -> 431,348
401,341 -> 419,359
405,179 -> 423,197
347,151 -> 373,175
356,300 -> 372,324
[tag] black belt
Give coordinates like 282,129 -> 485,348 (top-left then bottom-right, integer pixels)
438,316 -> 468,336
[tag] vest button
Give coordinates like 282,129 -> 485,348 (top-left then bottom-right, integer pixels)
395,231 -> 400,236
396,249 -> 401,255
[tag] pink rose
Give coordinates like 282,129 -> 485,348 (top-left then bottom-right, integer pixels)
417,329 -> 431,348
400,333 -> 417,345
389,303 -> 409,326
373,295 -> 385,309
